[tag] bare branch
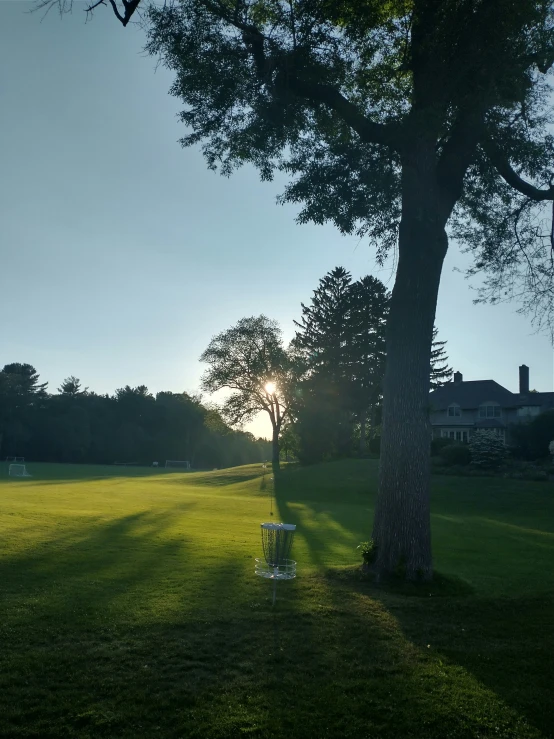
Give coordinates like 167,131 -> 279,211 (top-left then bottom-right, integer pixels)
32,0 -> 142,26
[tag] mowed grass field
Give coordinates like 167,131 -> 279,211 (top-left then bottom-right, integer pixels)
0,460 -> 553,739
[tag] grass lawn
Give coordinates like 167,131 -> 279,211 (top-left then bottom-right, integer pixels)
0,460 -> 553,738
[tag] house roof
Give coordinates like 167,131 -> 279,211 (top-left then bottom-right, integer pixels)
429,380 -> 517,410
515,392 -> 554,408
474,418 -> 506,429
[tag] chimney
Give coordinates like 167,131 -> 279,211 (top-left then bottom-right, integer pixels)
453,371 -> 463,384
519,364 -> 529,394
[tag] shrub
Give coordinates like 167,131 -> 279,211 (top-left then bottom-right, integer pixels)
431,437 -> 454,456
440,443 -> 471,466
469,430 -> 507,469
510,411 -> 554,460
357,540 -> 377,566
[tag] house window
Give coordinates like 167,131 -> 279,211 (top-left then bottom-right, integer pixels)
447,404 -> 461,417
517,406 -> 541,418
441,429 -> 469,442
479,404 -> 501,418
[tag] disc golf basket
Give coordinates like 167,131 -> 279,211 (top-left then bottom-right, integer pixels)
255,523 -> 296,605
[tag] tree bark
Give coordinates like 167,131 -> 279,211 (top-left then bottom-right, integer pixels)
271,425 -> 280,473
371,150 -> 449,581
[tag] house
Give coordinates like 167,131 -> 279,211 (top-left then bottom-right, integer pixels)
429,365 -> 554,444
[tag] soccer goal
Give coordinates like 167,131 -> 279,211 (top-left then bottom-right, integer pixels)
165,460 -> 191,470
9,464 -> 32,478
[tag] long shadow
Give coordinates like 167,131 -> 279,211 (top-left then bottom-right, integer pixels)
272,462 -> 554,736
0,519 -> 552,738
1,464 -> 553,738
361,578 -> 554,738
273,462 -> 375,569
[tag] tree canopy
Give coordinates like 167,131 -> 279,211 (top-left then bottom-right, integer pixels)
200,315 -> 291,470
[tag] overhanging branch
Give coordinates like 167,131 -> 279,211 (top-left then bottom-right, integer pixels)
485,139 -> 554,201
286,77 -> 401,150
200,0 -> 400,150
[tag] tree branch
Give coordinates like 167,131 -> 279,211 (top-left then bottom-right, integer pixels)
84,0 -> 141,25
485,139 -> 554,201
285,76 -> 401,150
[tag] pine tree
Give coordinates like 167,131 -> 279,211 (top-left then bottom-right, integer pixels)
292,266 -> 353,384
291,267 -> 355,462
430,328 -> 452,390
348,276 -> 389,454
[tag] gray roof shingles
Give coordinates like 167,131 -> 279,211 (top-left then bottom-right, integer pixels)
429,380 -> 517,410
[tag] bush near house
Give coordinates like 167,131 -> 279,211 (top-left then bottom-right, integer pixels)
431,436 -> 454,456
440,443 -> 471,467
470,430 -> 507,469
509,410 -> 554,460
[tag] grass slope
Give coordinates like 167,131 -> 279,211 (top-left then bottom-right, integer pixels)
0,460 -> 553,738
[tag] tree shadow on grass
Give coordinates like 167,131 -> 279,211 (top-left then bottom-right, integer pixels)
1,487 -> 552,738
271,466 -> 554,737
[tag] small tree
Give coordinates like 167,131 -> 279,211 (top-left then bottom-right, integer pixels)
430,328 -> 453,390
200,316 -> 290,473
469,431 -> 507,470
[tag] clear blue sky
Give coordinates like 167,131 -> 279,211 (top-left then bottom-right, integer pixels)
1,1 -> 553,438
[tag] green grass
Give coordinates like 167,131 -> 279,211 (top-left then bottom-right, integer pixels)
0,460 -> 553,738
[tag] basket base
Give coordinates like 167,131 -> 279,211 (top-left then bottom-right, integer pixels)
255,558 -> 296,580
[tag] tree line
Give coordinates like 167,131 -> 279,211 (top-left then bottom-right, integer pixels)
0,366 -> 270,468
201,267 -> 451,470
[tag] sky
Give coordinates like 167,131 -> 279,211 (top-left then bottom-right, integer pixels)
1,1 -> 553,439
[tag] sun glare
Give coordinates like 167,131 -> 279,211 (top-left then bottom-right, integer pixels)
264,381 -> 276,395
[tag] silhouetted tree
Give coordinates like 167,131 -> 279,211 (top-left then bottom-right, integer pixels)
200,316 -> 291,472
0,363 -> 269,467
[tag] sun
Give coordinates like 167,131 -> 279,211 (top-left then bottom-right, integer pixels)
264,381 -> 276,395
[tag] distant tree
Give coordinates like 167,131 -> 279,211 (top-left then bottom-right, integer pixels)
293,267 -> 353,384
430,328 -> 453,390
200,316 -> 291,472
291,267 -> 355,462
348,276 -> 389,455
292,268 -> 389,460
58,376 -> 88,397
0,363 -> 47,457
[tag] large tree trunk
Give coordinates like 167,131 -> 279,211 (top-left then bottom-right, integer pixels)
271,425 -> 280,473
371,168 -> 449,580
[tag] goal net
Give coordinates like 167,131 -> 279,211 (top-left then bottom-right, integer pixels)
9,464 -> 32,478
165,460 -> 191,470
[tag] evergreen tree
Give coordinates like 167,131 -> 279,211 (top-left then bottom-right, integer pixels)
58,376 -> 88,397
292,266 -> 353,384
0,364 -> 47,457
292,268 -> 389,461
349,276 -> 389,455
430,328 -> 453,390
291,267 -> 355,462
